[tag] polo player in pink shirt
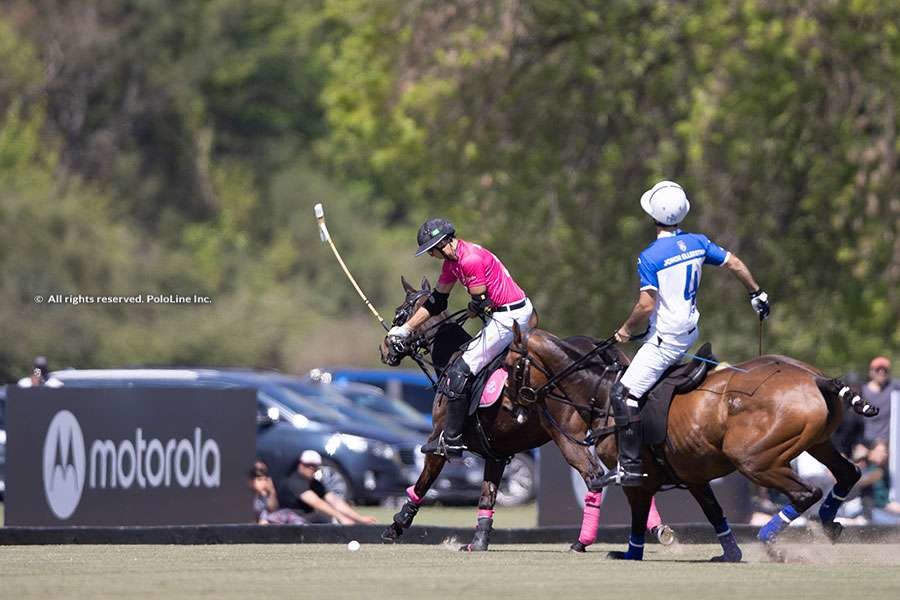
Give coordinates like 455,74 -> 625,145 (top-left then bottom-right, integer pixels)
387,218 -> 534,457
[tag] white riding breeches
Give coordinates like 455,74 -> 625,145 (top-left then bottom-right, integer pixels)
461,298 -> 534,374
619,327 -> 700,399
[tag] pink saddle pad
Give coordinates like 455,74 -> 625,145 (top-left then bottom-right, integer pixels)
479,368 -> 508,408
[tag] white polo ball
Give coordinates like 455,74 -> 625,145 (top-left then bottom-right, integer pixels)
347,540 -> 361,552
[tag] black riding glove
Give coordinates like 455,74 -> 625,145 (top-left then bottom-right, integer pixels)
750,289 -> 770,321
467,293 -> 493,319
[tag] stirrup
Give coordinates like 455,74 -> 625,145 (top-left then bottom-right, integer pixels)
420,432 -> 466,457
590,466 -> 646,490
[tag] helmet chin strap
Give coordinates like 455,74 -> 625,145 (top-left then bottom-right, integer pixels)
437,239 -> 455,260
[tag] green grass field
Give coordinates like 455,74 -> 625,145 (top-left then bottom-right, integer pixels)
1,543 -> 899,599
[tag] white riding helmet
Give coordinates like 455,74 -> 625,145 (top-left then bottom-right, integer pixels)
640,180 -> 690,225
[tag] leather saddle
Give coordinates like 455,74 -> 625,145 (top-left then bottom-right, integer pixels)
640,342 -> 716,446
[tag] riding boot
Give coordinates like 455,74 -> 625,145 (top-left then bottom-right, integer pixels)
421,360 -> 471,458
590,383 -> 645,489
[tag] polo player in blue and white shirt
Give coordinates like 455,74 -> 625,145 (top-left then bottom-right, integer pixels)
594,180 -> 771,488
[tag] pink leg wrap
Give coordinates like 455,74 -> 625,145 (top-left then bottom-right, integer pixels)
406,485 -> 423,505
477,509 -> 495,520
578,490 -> 604,545
646,496 -> 662,531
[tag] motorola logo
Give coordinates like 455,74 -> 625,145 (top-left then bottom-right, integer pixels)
41,409 -> 222,521
43,410 -> 86,520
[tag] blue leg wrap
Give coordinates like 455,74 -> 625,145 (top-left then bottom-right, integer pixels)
818,483 -> 851,523
624,533 -> 645,560
715,519 -> 742,561
758,504 -> 800,543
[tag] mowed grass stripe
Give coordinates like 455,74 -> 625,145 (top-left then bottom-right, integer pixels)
1,544 -> 899,600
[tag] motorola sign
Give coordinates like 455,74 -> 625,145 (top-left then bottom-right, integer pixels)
43,410 -> 86,519
7,387 -> 255,526
85,427 -> 220,490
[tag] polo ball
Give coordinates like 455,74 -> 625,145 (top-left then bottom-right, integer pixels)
347,540 -> 361,552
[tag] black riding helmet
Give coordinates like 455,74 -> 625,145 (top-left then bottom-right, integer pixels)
415,218 -> 455,256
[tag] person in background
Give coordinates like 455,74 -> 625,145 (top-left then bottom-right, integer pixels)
17,356 -> 63,388
249,461 -> 306,525
861,356 -> 897,445
279,450 -> 377,525
858,439 -> 900,525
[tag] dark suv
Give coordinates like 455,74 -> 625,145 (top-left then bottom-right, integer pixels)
318,367 -> 537,506
0,385 -> 6,501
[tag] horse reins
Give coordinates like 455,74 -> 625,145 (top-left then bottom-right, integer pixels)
506,333 -> 624,446
507,333 -> 618,409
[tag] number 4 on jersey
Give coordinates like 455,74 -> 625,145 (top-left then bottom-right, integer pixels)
683,263 -> 699,308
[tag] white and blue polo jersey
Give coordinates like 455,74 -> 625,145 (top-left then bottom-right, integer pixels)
637,230 -> 730,336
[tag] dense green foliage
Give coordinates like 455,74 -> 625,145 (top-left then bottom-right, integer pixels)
0,1 -> 896,381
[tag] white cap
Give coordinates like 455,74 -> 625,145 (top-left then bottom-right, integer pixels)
640,180 -> 690,225
299,450 -> 322,466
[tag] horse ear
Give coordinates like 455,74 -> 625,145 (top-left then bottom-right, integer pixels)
401,275 -> 415,293
421,276 -> 431,291
512,321 -> 523,345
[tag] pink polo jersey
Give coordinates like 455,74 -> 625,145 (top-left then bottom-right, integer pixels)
437,239 -> 526,307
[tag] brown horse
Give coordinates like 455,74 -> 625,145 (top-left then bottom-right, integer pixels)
504,324 -> 878,561
379,277 -> 672,550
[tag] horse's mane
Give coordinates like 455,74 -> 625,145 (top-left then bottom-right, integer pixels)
530,329 -> 618,369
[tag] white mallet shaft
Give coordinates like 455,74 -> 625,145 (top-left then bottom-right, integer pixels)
313,203 -> 388,331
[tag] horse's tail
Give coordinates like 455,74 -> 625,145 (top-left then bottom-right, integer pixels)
815,377 -> 877,424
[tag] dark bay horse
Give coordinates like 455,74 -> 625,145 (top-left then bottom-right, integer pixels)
504,324 -> 878,561
379,277 -> 671,550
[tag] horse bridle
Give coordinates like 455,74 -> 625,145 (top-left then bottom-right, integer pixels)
387,289 -> 471,382
505,332 -> 623,446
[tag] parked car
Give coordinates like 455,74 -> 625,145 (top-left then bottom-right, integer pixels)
50,369 -> 425,505
293,371 -> 431,434
328,368 -> 438,418
319,367 -> 537,506
267,373 -> 484,504
0,385 -> 6,501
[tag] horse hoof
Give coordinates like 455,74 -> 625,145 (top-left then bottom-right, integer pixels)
653,524 -> 676,546
465,541 -> 489,552
380,524 -> 402,543
710,551 -> 742,563
606,550 -> 640,561
763,542 -> 786,563
822,521 -> 844,543
570,541 -> 587,553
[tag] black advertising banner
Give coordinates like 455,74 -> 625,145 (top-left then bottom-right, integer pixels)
6,387 -> 255,526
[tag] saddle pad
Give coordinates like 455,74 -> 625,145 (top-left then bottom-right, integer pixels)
479,368 -> 508,408
641,343 -> 715,446
467,349 -> 510,415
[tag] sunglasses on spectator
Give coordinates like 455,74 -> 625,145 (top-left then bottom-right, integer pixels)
300,462 -> 320,468
872,367 -> 889,373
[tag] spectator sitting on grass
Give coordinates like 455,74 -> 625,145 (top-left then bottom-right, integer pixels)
858,439 -> 900,526
279,450 -> 377,525
249,461 -> 306,525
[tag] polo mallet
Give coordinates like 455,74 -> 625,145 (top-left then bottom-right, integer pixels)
314,203 -> 389,332
758,319 -> 764,357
